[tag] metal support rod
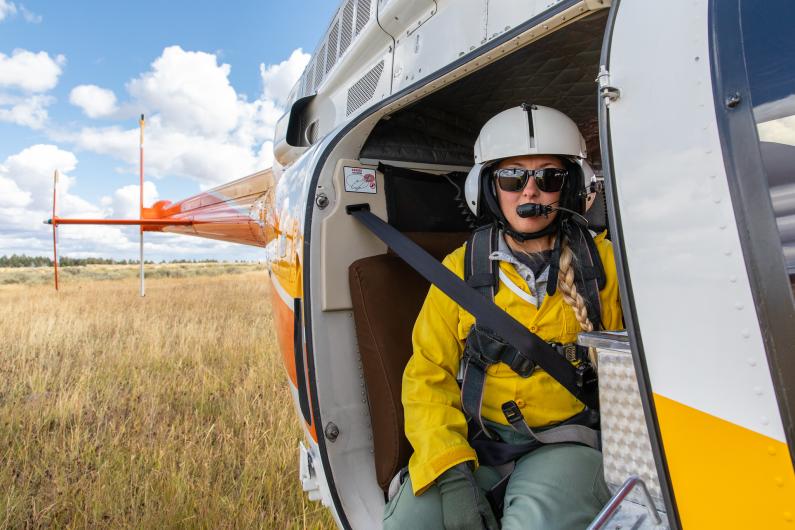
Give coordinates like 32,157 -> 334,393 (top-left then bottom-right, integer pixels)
587,475 -> 663,529
47,218 -> 193,226
139,114 -> 145,297
140,232 -> 144,295
52,170 -> 59,291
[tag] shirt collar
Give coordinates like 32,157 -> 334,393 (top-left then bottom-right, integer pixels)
488,230 -> 550,286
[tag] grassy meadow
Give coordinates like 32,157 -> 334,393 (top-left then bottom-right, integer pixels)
0,266 -> 335,529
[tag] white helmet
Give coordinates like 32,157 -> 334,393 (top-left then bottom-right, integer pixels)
464,104 -> 593,218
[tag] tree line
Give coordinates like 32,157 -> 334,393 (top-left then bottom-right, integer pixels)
0,255 -> 223,268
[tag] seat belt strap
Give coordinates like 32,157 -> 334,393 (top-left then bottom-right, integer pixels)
501,401 -> 601,449
460,360 -> 491,438
347,205 -> 598,409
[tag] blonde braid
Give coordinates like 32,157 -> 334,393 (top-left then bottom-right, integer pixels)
556,239 -> 598,368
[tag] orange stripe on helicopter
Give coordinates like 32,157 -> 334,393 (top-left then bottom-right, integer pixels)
271,276 -> 299,386
654,393 -> 795,529
268,277 -> 318,443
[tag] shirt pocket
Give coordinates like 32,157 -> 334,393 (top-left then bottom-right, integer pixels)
561,301 -> 585,337
540,297 -> 581,341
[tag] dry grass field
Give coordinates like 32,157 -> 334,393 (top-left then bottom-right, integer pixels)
0,262 -> 260,286
0,267 -> 335,529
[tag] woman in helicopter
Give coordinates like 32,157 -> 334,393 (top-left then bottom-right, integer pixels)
383,104 -> 623,530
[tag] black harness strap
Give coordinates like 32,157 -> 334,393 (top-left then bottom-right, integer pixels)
464,224 -> 499,299
470,406 -> 600,517
501,401 -> 600,449
459,224 -> 602,440
462,225 -> 503,438
460,324 -> 535,438
346,206 -> 598,410
547,220 -> 606,329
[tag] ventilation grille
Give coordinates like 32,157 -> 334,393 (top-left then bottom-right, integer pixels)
327,21 -> 339,73
340,0 -> 354,54
355,0 -> 371,35
346,60 -> 384,116
297,0 -> 368,98
315,44 -> 326,91
303,61 -> 314,95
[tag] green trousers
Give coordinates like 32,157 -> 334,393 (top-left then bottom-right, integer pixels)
383,424 -> 611,530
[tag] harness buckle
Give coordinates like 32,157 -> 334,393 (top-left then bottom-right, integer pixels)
464,325 -> 505,366
549,342 -> 586,363
562,343 -> 578,363
501,400 -> 524,426
513,356 -> 536,377
575,362 -> 597,389
464,325 -> 537,377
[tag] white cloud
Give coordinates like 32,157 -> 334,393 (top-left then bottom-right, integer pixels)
69,84 -> 118,118
1,46 -> 312,260
1,144 -> 78,209
19,5 -> 40,23
0,0 -> 17,21
0,1 -> 40,23
62,119 -> 251,187
0,49 -> 65,92
259,48 -> 310,105
56,46 -> 307,188
0,144 -> 112,260
0,174 -> 31,207
110,181 -> 159,218
0,143 -> 257,261
0,93 -> 52,128
127,46 -> 240,137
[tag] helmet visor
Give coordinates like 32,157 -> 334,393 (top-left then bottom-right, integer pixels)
493,167 -> 567,193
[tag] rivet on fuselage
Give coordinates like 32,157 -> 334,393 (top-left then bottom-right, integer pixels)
324,422 -> 340,442
726,93 -> 742,108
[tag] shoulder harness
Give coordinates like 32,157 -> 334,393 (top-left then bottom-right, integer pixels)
461,221 -> 605,441
461,221 -> 607,516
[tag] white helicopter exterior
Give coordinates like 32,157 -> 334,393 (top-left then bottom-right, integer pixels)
135,0 -> 795,528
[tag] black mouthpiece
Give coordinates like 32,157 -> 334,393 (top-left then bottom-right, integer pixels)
516,203 -> 553,218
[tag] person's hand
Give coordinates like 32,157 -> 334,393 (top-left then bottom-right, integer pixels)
436,463 -> 499,530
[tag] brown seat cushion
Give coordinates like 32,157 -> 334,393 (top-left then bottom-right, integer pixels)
349,232 -> 468,491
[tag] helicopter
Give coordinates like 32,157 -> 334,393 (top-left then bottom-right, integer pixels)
47,0 -> 795,528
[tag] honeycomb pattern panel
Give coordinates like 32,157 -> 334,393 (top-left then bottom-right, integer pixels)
599,348 -> 665,511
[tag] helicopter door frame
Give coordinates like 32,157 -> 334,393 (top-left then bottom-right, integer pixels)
601,0 -> 795,528
596,1 -> 681,527
709,0 -> 795,464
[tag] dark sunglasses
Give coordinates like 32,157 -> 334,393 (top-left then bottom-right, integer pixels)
493,167 -> 568,193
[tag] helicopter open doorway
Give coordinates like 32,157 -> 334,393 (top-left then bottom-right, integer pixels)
299,7 -> 667,529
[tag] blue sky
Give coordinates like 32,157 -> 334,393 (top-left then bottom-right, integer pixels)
0,0 -> 338,261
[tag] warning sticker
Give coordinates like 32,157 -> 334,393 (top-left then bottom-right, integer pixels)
344,167 -> 377,194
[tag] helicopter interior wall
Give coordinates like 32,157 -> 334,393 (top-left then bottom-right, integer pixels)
380,164 -> 475,233
359,9 -> 608,169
